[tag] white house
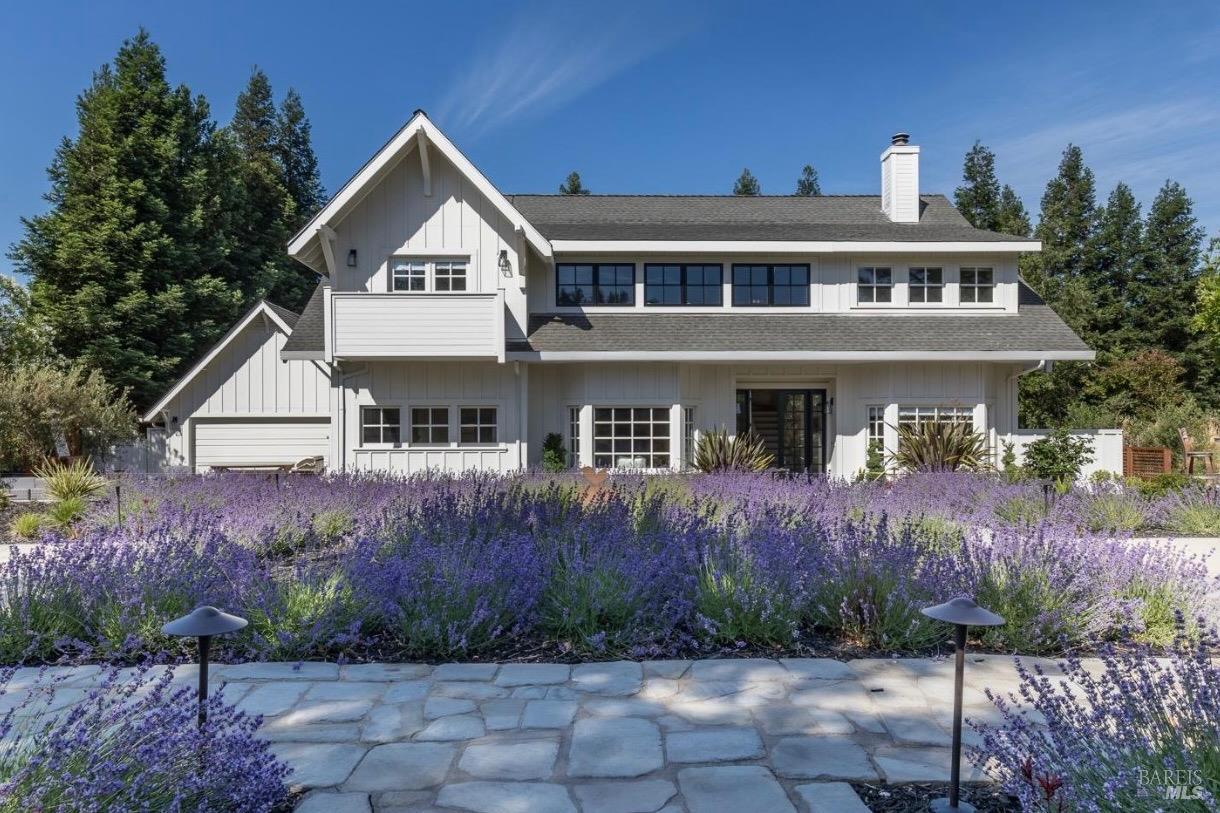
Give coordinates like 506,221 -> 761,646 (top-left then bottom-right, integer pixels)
143,112 -> 1101,477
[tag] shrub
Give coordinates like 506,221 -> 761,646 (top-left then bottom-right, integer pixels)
0,363 -> 134,471
1165,490 -> 1220,536
1127,472 -> 1190,497
1022,428 -> 1093,485
312,508 -> 354,543
542,432 -> 567,472
46,496 -> 87,529
0,665 -> 289,811
970,621 -> 1220,811
32,457 -> 106,502
992,495 -> 1048,527
8,512 -> 45,540
888,421 -> 989,472
1082,491 -> 1146,533
693,428 -> 774,473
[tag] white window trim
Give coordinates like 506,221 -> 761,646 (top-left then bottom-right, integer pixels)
387,255 -> 472,293
457,404 -> 500,447
906,267 -> 946,307
959,266 -> 997,307
407,403 -> 453,447
854,265 -> 897,308
591,404 -> 675,471
359,404 -> 403,448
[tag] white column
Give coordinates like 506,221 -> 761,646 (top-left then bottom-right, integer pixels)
579,404 -> 594,468
670,403 -> 683,470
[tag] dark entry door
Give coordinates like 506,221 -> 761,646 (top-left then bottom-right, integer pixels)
736,388 -> 826,472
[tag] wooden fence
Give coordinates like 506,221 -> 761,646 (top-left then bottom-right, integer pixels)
1123,446 -> 1172,478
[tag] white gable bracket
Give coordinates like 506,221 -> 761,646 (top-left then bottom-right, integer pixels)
318,225 -> 338,276
418,129 -> 432,197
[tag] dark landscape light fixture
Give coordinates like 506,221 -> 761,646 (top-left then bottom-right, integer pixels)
346,249 -> 358,267
921,597 -> 1005,813
162,606 -> 248,727
498,249 -> 511,276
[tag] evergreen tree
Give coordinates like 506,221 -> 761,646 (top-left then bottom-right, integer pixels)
733,168 -> 760,196
8,30 -> 243,409
276,88 -> 325,219
1087,183 -> 1142,352
0,276 -> 57,371
1133,181 -> 1210,399
558,171 -> 590,195
954,141 -> 1001,229
795,164 -> 821,196
226,68 -> 316,309
996,185 -> 1032,237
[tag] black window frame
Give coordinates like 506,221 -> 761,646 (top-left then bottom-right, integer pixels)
555,263 -> 635,306
643,264 -> 724,306
730,264 -> 811,307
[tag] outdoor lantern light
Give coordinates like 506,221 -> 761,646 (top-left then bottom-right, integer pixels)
162,606 -> 248,727
921,597 -> 1005,813
498,248 -> 511,276
346,249 -> 358,267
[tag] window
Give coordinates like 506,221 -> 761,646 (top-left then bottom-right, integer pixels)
731,265 -> 810,306
568,407 -> 582,466
410,407 -> 450,444
683,407 -> 696,468
361,407 -> 400,445
556,264 -> 635,306
908,267 -> 943,303
459,407 -> 497,444
390,257 -> 467,292
434,261 -> 467,292
593,407 -> 670,469
391,259 -> 426,292
867,406 -> 885,454
960,267 -> 994,303
644,265 -> 723,306
857,267 -> 893,303
897,405 -> 974,432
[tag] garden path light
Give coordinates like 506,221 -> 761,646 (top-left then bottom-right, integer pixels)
162,606 -> 247,727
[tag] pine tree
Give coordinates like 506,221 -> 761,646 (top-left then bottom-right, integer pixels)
226,68 -> 316,309
733,168 -> 760,196
558,171 -> 590,195
996,185 -> 1032,237
954,142 -> 1001,229
8,30 -> 243,409
795,165 -> 821,196
276,88 -> 325,219
1087,183 -> 1142,352
1133,181 -> 1210,399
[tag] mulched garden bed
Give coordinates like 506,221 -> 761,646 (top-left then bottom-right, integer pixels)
852,782 -> 1018,812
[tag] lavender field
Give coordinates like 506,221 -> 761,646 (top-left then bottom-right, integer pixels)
1,471 -> 1216,666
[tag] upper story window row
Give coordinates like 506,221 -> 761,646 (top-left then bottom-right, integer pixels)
856,265 -> 995,306
557,263 -> 812,308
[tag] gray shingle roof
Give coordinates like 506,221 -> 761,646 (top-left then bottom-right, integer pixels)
511,283 -> 1088,355
265,300 -> 300,328
506,194 -> 1035,243
282,282 -> 325,354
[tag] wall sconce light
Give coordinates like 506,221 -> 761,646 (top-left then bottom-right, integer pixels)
498,249 -> 512,277
346,249 -> 358,268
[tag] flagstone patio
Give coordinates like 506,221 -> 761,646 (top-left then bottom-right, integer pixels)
16,655 -> 1069,812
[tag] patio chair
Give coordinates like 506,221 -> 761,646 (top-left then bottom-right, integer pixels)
1179,428 -> 1215,476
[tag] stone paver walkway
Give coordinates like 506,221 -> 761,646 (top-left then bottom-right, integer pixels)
13,655 -> 1070,812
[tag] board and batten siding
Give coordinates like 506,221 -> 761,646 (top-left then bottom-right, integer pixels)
342,360 -> 525,475
328,141 -> 530,341
157,316 -> 331,468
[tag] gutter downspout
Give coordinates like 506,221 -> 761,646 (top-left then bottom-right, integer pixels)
335,363 -> 368,472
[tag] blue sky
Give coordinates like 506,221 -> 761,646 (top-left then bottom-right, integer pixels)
2,0 -> 1218,277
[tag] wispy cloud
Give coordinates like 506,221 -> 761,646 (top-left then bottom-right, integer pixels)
988,100 -> 1220,230
435,1 -> 695,139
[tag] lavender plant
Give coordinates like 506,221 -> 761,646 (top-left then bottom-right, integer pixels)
970,620 -> 1220,811
0,665 -> 289,811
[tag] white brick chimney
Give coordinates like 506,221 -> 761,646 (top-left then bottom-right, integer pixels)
880,132 -> 920,223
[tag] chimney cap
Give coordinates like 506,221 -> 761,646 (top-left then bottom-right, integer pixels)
891,132 -> 911,146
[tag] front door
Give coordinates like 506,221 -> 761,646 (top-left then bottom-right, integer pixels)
736,389 -> 826,472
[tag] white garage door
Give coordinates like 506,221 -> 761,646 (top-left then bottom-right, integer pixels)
193,420 -> 329,470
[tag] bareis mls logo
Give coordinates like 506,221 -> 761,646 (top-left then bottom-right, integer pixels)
1138,768 -> 1205,800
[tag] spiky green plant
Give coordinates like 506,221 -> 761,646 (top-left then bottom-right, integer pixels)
692,428 -> 775,473
32,457 -> 106,502
888,421 -> 990,473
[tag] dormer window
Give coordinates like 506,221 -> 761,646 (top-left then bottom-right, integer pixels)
390,257 -> 467,292
960,267 -> 994,304
857,267 -> 893,304
909,267 -> 943,303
